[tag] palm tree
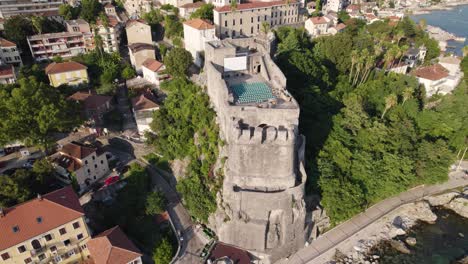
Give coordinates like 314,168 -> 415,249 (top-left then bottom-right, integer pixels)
397,44 -> 409,66
359,55 -> 375,85
31,16 -> 45,34
402,87 -> 413,105
381,94 -> 397,119
353,55 -> 364,86
349,50 -> 358,82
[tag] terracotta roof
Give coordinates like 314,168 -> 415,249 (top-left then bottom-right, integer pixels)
215,0 -> 296,12
142,58 -> 164,72
68,91 -> 112,110
180,1 -> 204,8
53,153 -> 82,172
0,64 -> 14,77
97,15 -> 120,27
412,64 -> 449,81
365,13 -> 378,20
0,37 -> 16,47
45,61 -> 87,75
87,226 -> 142,264
183,18 -> 215,30
128,43 -> 155,53
439,56 -> 461,65
347,4 -> 360,11
208,242 -> 251,264
60,141 -> 96,160
310,16 -> 329,24
336,23 -> 347,30
131,92 -> 159,111
0,186 -> 84,251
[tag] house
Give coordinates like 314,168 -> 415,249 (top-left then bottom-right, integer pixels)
411,63 -> 460,96
104,2 -> 117,16
131,92 -> 159,136
438,55 -> 461,76
183,18 -> 216,66
180,1 -> 204,19
0,38 -> 22,66
0,64 -> 16,84
45,61 -> 89,87
51,141 -> 109,191
305,16 -> 332,37
0,0 -> 62,18
68,91 -> 113,124
0,186 -> 91,264
123,0 -> 152,18
87,226 -> 142,264
213,1 -> 300,39
405,46 -> 427,68
126,19 -> 152,46
207,242 -> 252,264
364,13 -> 380,24
95,14 -> 122,53
325,12 -> 339,24
142,58 -> 168,85
325,0 -> 344,13
129,43 -> 156,73
306,1 -> 317,14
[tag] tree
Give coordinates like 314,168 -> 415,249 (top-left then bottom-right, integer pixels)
164,15 -> 183,39
261,21 -> 270,34
0,174 -> 31,207
462,45 -> 468,57
142,8 -> 164,25
31,16 -> 45,34
145,191 -> 167,215
59,4 -> 80,20
152,237 -> 174,264
418,19 -> 427,30
0,77 -> 81,150
190,3 -> 215,21
315,0 -> 322,12
402,87 -> 413,105
164,48 -> 193,77
159,43 -> 168,60
122,65 -> 136,79
80,0 -> 101,22
230,0 -> 237,11
381,93 -> 397,119
3,16 -> 33,53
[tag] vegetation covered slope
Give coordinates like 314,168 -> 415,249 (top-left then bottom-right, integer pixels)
274,18 -> 466,224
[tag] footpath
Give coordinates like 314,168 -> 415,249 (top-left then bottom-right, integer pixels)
286,163 -> 468,264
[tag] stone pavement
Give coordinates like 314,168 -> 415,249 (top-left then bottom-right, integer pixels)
285,163 -> 468,264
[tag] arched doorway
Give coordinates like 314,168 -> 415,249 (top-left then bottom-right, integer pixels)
31,239 -> 41,250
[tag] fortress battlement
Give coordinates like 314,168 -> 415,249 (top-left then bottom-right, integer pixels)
233,125 -> 295,145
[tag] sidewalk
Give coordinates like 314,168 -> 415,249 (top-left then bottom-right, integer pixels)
286,164 -> 468,264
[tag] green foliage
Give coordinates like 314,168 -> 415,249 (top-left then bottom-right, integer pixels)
59,4 -> 81,20
3,16 -> 33,53
143,8 -> 164,25
152,237 -> 174,264
337,10 -> 350,22
163,48 -> 193,77
189,3 -> 215,21
18,64 -> 48,83
145,191 -> 167,215
159,43 -> 169,59
122,64 -> 137,80
0,77 -> 81,150
79,0 -> 102,22
148,78 -> 220,222
164,15 -> 183,40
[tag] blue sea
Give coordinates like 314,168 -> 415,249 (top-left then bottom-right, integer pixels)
411,4 -> 468,56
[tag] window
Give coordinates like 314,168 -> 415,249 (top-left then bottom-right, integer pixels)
44,234 -> 52,241
101,160 -> 104,164
85,160 -> 88,165
77,233 -> 83,240
14,56 -> 20,60
258,16 -> 260,22
18,245 -> 26,253
233,19 -> 235,26
87,169 -> 91,174
38,254 -> 46,261
50,245 -> 57,252
24,258 -> 32,263
251,17 -> 253,23
1,253 -> 10,260
264,15 -> 267,20
92,155 -> 95,160
59,227 -> 67,235
73,221 -> 80,229
251,27 -> 253,34
80,244 -> 87,250
94,164 -> 97,169
63,239 -> 71,246
240,18 -> 242,24
224,20 -> 227,27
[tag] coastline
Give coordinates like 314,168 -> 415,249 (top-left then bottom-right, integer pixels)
409,0 -> 468,15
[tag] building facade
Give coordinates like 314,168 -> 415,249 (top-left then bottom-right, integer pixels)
45,61 -> 89,87
0,64 -> 16,84
183,19 -> 216,66
129,43 -> 156,72
141,58 -> 168,85
131,92 -> 159,136
124,0 -> 152,18
126,19 -> 153,45
179,1 -> 204,19
0,38 -> 22,66
207,0 -> 240,8
27,32 -> 87,61
95,15 -> 122,53
213,1 -> 300,39
0,0 -> 63,18
0,187 -> 91,264
65,19 -> 95,51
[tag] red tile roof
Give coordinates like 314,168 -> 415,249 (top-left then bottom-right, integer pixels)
53,154 -> 82,172
0,64 -> 14,77
310,16 -> 329,24
208,242 -> 251,264
97,15 -> 120,27
180,1 -> 204,8
215,0 -> 295,12
347,4 -> 360,11
0,37 -> 16,47
336,23 -> 347,31
45,61 -> 87,75
60,141 -> 96,160
87,226 -> 142,264
142,58 -> 164,72
132,92 -> 159,111
412,64 -> 449,81
68,91 -> 112,110
183,18 -> 215,30
0,186 -> 84,251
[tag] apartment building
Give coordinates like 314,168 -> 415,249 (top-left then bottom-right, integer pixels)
65,19 -> 95,51
52,141 -> 109,191
0,186 -> 91,264
0,0 -> 63,19
183,18 -> 216,66
27,32 -> 86,61
45,61 -> 89,87
159,0 -> 194,8
0,38 -> 22,66
213,0 -> 300,39
95,15 -> 122,53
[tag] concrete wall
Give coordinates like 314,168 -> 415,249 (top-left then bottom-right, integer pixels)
48,70 -> 89,87
126,22 -> 152,45
130,49 -> 156,73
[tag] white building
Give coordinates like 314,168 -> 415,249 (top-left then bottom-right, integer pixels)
412,63 -> 460,96
131,92 -> 160,136
325,0 -> 344,13
180,1 -> 204,19
183,19 -> 216,66
52,141 -> 109,191
208,0 -> 240,8
438,56 -> 461,76
126,19 -> 153,45
124,0 -> 152,18
0,64 -> 16,84
95,14 -> 122,53
0,38 -> 22,66
142,58 -> 168,85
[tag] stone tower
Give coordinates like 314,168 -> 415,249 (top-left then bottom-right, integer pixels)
204,37 -> 309,263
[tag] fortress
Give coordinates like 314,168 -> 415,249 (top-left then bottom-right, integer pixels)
204,36 -> 309,263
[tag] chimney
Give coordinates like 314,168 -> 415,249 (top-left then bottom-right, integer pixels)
37,194 -> 43,201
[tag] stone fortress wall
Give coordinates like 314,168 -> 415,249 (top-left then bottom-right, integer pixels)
204,36 -> 310,263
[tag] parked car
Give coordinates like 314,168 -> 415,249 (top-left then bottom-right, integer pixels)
104,175 -> 120,187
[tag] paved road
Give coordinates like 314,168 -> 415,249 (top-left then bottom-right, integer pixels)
285,163 -> 468,264
116,83 -> 138,133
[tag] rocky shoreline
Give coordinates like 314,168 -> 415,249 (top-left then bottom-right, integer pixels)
328,188 -> 468,264
410,1 -> 468,15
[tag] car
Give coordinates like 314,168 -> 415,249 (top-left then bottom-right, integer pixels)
104,176 -> 120,187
